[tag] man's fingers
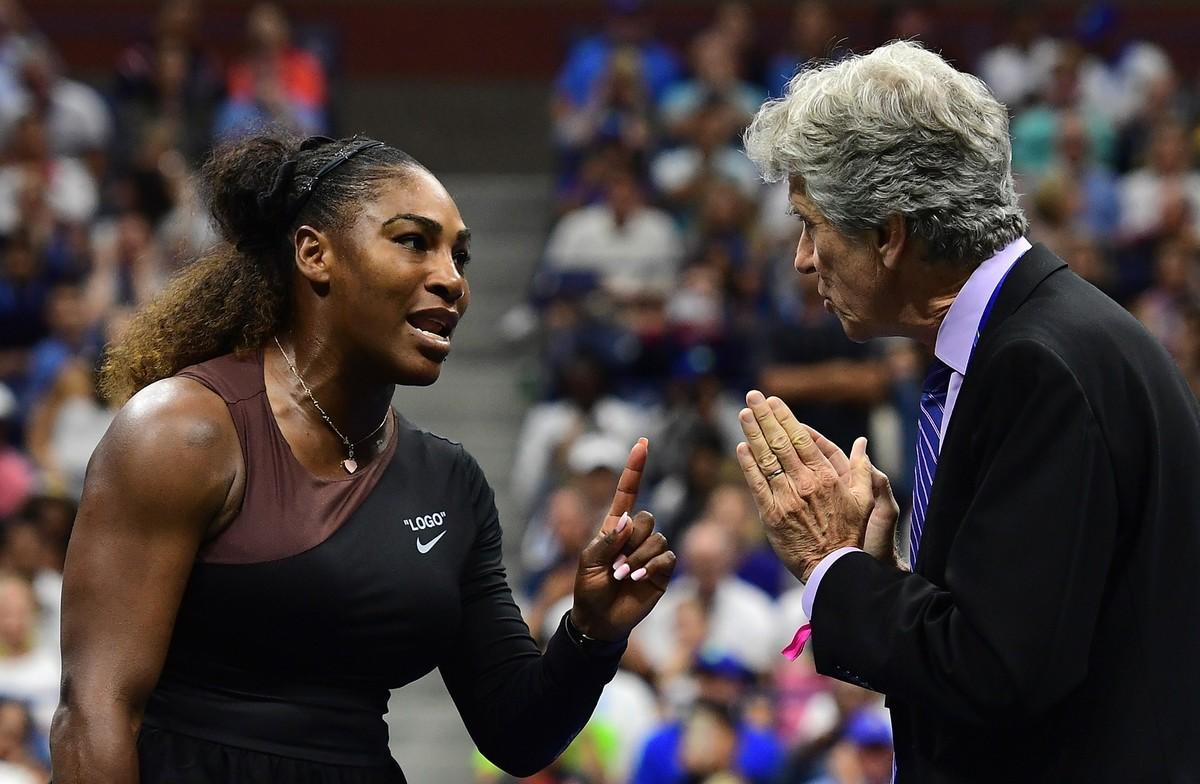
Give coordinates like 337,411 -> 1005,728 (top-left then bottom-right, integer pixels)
748,390 -> 832,473
764,396 -> 850,475
849,436 -> 873,503
744,390 -> 806,478
603,438 -> 648,533
736,441 -> 778,521
801,422 -> 851,476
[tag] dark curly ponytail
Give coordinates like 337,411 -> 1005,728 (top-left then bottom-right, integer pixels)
99,130 -> 425,402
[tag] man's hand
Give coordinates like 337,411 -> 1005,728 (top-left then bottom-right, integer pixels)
802,422 -> 906,571
734,390 -> 873,581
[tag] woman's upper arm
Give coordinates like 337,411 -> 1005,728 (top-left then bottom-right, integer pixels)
58,376 -> 241,718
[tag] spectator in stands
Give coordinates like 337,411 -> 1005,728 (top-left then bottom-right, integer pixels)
0,386 -> 32,519
555,0 -> 680,115
0,697 -> 47,784
632,520 -> 777,676
215,2 -> 328,138
659,32 -> 765,142
544,168 -> 683,297
4,160 -> 86,284
765,1 -> 845,100
0,0 -> 39,124
14,497 -> 70,577
633,667 -> 783,784
25,357 -> 115,501
0,234 -> 55,394
1074,2 -> 1172,130
651,100 -> 761,219
554,47 -> 656,173
511,353 -> 647,518
705,2 -> 763,87
689,180 -> 761,294
976,4 -> 1059,111
1131,241 -> 1200,363
1118,119 -> 1200,244
1058,231 -> 1114,296
0,44 -> 110,176
0,517 -> 59,650
1113,69 -> 1189,175
704,483 -> 786,598
113,0 -> 224,166
522,486 -> 595,638
18,282 -> 93,419
806,710 -> 893,784
1179,308 -> 1200,398
648,372 -> 744,486
114,0 -> 225,165
646,425 -> 729,541
1011,45 -> 1116,175
1025,112 -> 1120,247
0,574 -> 57,741
0,113 -> 97,236
84,210 -> 168,315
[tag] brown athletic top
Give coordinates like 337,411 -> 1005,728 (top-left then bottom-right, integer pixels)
178,347 -> 399,564
137,348 -> 625,777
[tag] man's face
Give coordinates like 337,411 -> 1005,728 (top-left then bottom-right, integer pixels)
788,181 -> 893,341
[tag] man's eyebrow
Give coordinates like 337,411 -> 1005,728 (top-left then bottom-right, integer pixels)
383,213 -> 443,235
456,228 -> 472,244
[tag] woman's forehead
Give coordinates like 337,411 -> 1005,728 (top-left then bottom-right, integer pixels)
364,170 -> 465,230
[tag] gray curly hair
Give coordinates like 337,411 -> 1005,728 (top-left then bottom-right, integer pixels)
744,40 -> 1028,266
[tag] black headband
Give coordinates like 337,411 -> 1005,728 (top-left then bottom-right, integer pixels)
257,135 -> 386,230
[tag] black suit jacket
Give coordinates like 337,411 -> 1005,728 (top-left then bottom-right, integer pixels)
812,244 -> 1200,782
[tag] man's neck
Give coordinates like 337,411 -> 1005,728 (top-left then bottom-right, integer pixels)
897,264 -> 973,348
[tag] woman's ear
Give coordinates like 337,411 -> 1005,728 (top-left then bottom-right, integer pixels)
293,225 -> 332,285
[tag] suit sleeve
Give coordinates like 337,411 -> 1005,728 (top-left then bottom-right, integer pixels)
811,340 -> 1119,727
438,448 -> 624,777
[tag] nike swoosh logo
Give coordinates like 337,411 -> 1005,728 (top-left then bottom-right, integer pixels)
416,531 -> 447,554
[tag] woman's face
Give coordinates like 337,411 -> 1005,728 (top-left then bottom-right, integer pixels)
323,168 -> 471,386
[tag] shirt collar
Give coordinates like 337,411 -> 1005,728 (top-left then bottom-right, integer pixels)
934,236 -> 1032,375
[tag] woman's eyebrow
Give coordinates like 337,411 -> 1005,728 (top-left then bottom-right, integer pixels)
383,213 -> 442,235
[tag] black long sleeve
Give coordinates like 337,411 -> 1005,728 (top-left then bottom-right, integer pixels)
438,449 -> 624,777
811,341 -> 1119,726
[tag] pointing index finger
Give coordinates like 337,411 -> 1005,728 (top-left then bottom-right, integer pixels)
603,438 -> 648,533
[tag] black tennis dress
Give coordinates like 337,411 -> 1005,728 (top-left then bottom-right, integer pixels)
136,349 -> 624,782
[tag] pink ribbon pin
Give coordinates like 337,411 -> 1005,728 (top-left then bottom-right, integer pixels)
781,623 -> 812,661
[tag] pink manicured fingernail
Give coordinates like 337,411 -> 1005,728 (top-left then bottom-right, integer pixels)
612,554 -> 627,571
617,512 -> 631,532
613,563 -> 631,580
630,567 -> 648,582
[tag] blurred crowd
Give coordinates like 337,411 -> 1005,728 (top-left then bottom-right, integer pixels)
490,2 -> 1200,783
0,0 -> 1197,783
0,0 -> 333,779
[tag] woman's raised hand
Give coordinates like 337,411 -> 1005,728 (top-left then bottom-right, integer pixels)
569,438 -> 676,642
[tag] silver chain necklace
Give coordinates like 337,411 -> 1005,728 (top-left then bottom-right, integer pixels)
274,336 -> 389,474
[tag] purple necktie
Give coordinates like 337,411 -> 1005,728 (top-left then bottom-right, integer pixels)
910,359 -> 952,566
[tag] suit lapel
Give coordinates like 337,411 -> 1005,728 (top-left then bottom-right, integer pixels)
913,244 -> 1068,574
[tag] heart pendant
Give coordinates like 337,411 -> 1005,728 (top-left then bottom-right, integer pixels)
342,458 -> 358,474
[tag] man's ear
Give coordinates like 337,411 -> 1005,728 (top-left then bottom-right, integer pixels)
294,225 -> 332,285
876,214 -> 908,272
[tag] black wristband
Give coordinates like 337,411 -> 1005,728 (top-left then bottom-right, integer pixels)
561,611 -> 627,658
